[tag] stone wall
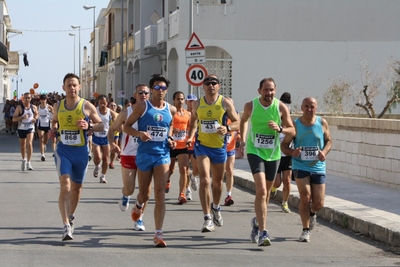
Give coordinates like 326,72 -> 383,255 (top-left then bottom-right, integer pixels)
293,115 -> 400,189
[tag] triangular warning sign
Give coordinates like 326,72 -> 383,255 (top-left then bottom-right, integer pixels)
185,32 -> 205,50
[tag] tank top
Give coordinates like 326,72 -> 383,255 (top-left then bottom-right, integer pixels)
246,97 -> 281,161
292,116 -> 326,173
57,98 -> 87,146
94,107 -> 111,138
120,106 -> 139,156
137,100 -> 173,155
196,95 -> 227,148
38,104 -> 51,128
18,104 -> 35,130
172,108 -> 190,149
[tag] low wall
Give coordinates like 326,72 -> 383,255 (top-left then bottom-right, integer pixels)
293,115 -> 400,189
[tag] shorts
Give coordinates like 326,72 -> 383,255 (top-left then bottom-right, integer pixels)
120,155 -> 137,170
294,169 -> 326,184
54,143 -> 89,184
92,135 -> 109,146
136,152 -> 170,172
4,113 -> 10,119
277,156 -> 292,173
17,128 -> 35,139
194,143 -> 226,164
227,149 -> 236,157
170,148 -> 188,158
38,126 -> 51,133
113,135 -> 119,141
247,153 -> 280,182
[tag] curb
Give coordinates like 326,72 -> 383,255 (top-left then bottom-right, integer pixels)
233,172 -> 400,247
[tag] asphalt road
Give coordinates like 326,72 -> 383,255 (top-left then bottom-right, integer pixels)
0,132 -> 399,267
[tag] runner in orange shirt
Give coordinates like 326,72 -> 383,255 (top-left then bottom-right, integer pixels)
167,91 -> 191,204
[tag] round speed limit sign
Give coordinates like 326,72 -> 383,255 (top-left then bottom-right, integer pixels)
186,64 -> 208,86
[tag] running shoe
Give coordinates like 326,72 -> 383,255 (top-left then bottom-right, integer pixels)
281,203 -> 291,213
165,180 -> 171,193
299,230 -> 310,242
27,162 -> 33,171
109,162 -> 114,169
44,144 -> 47,152
21,159 -> 26,171
41,155 -> 46,162
178,193 -> 187,204
201,217 -> 215,233
211,204 -> 223,227
134,219 -> 145,231
258,230 -> 271,246
62,224 -> 73,241
270,187 -> 277,198
250,217 -> 259,243
93,166 -> 100,178
186,189 -> 192,201
190,173 -> 198,191
131,205 -> 143,222
119,195 -> 130,211
153,232 -> 167,247
310,214 -> 317,230
69,214 -> 75,234
88,154 -> 92,161
224,195 -> 234,206
99,175 -> 107,183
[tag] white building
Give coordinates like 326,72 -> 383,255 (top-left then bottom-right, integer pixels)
88,0 -> 400,113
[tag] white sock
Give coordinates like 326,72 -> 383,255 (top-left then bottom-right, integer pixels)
227,191 -> 232,196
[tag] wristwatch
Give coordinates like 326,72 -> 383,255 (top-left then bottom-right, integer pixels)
88,124 -> 93,130
279,126 -> 283,133
226,125 -> 231,132
168,136 -> 174,141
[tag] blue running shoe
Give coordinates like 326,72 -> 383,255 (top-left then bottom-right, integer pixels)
250,217 -> 259,243
258,230 -> 271,246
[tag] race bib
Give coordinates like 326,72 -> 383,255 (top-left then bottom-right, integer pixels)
147,126 -> 167,142
173,130 -> 187,141
254,133 -> 275,149
39,115 -> 50,127
300,146 -> 319,161
60,130 -> 81,145
96,131 -> 107,137
226,133 -> 233,144
21,122 -> 33,130
200,120 -> 219,134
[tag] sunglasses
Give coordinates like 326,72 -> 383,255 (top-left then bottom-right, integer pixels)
153,85 -> 168,91
205,82 -> 218,86
138,91 -> 149,95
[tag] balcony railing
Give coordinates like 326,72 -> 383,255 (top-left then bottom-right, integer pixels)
128,36 -> 134,53
144,25 -> 157,48
169,10 -> 179,39
157,18 -> 165,44
134,30 -> 141,52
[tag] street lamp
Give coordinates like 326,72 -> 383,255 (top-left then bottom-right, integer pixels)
84,5 -> 96,96
68,33 -> 76,74
71,25 -> 81,79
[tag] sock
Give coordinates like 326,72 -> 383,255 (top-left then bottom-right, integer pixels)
155,229 -> 162,235
310,212 -> 316,217
212,203 -> 219,210
139,214 -> 144,220
303,228 -> 310,232
282,201 -> 287,205
227,191 -> 232,196
136,201 -> 144,209
100,173 -> 105,177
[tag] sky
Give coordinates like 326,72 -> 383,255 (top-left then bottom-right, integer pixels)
6,0 -> 110,96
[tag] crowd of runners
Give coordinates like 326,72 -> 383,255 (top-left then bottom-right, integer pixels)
2,73 -> 331,247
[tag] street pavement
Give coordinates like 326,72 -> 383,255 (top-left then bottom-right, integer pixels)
0,128 -> 399,266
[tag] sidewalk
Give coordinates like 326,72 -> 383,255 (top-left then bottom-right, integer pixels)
233,158 -> 400,247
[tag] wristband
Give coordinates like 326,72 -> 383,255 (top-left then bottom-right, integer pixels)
279,126 -> 283,133
226,125 -> 231,132
168,136 -> 174,141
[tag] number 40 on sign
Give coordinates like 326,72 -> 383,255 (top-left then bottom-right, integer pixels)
186,64 -> 208,87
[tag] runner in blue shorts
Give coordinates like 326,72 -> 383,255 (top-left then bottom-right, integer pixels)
123,74 -> 176,247
50,73 -> 103,241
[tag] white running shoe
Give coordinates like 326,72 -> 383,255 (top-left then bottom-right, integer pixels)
119,195 -> 130,211
99,175 -> 107,183
21,160 -> 26,171
211,204 -> 223,227
27,162 -> 33,171
299,230 -> 310,242
134,219 -> 145,231
62,224 -> 73,241
201,217 -> 215,233
310,214 -> 317,230
186,188 -> 192,201
93,166 -> 100,178
190,173 -> 198,191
